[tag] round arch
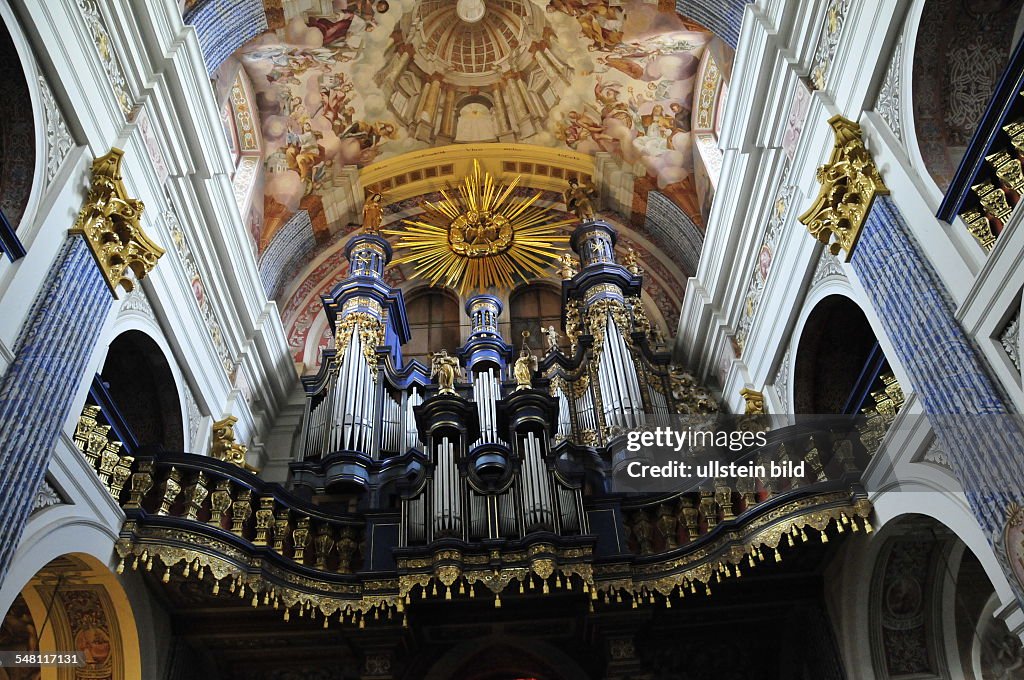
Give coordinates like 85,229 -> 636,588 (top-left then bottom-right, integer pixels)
793,292 -> 888,415
403,286 -> 462,367
99,329 -> 185,453
908,0 -> 1024,193
508,280 -> 564,351
0,1 -> 49,241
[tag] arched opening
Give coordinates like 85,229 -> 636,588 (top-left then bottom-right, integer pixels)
403,288 -> 461,367
508,284 -> 564,352
1,553 -> 142,679
100,330 -> 184,452
454,96 -> 498,143
865,514 -> 1016,679
0,12 -> 36,231
912,0 -> 1024,191
794,295 -> 889,415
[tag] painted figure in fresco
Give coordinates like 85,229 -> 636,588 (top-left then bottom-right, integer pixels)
362,192 -> 384,233
286,121 -> 329,192
341,120 -> 397,151
431,350 -> 461,395
564,178 -> 597,221
546,0 -> 625,50
558,111 -> 614,152
316,82 -> 354,134
513,349 -> 538,390
670,102 -> 691,134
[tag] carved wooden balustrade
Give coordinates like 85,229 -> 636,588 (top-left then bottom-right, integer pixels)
939,37 -> 1024,250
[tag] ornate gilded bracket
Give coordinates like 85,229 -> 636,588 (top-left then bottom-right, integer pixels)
69,148 -> 164,296
211,416 -> 252,470
739,387 -> 765,415
798,116 -> 889,261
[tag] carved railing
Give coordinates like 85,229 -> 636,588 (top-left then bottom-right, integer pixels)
938,36 -> 1024,250
70,396 -> 886,624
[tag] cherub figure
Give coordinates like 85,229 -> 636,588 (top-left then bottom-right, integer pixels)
543,325 -> 561,353
558,253 -> 578,279
430,350 -> 462,395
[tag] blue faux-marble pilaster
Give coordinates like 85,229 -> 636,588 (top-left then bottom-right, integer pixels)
853,195 -> 1024,597
0,236 -> 112,581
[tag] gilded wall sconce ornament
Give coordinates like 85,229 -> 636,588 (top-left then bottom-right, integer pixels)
798,116 -> 889,261
69,148 -> 165,295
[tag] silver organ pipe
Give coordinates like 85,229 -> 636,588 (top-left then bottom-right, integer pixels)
555,387 -> 572,442
472,367 -> 505,448
574,388 -> 596,440
597,316 -> 645,431
403,388 -> 422,452
432,437 -> 462,536
520,431 -> 553,529
380,393 -> 401,457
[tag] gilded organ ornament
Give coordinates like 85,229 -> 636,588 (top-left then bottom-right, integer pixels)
564,177 -> 597,221
430,350 -> 462,395
386,160 -> 574,294
513,349 -> 538,391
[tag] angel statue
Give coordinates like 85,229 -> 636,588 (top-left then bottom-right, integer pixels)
558,253 -> 578,280
564,177 -> 596,221
513,348 -> 538,391
543,325 -> 561,353
431,350 -> 462,395
362,191 -> 384,233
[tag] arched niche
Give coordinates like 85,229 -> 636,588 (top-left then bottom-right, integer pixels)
100,330 -> 185,452
911,0 -> 1024,192
423,636 -> 590,680
863,514 -> 1015,679
454,95 -> 498,143
793,294 -> 889,415
0,9 -> 37,231
403,287 -> 462,367
1,553 -> 142,680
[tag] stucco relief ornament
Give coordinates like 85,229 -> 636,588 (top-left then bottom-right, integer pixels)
69,148 -> 165,296
799,116 -> 889,261
1003,501 -> 1024,593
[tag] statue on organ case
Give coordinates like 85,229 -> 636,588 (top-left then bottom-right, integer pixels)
513,348 -> 538,391
431,350 -> 461,395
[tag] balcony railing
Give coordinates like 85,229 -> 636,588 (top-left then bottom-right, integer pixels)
938,36 -> 1024,250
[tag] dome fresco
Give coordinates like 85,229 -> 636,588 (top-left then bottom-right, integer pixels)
226,0 -> 721,370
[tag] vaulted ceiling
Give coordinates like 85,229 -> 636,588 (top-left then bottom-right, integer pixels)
192,0 -> 733,371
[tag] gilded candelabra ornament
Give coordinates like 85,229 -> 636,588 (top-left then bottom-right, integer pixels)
430,350 -> 462,395
798,116 -> 889,261
385,160 -> 574,294
69,148 -> 165,295
211,416 -> 249,469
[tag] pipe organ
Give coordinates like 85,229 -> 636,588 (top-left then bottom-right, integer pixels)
291,218 -> 716,550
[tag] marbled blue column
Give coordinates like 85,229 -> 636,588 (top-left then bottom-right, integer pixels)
0,235 -> 112,581
853,195 -> 1024,599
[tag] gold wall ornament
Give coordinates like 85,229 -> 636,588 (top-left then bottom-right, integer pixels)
739,388 -> 765,415
798,116 -> 889,261
211,416 -> 249,469
334,312 -> 385,381
384,160 -> 574,294
69,148 -> 164,296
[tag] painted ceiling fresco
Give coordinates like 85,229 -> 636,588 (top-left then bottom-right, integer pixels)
237,0 -> 711,244
229,0 -> 717,371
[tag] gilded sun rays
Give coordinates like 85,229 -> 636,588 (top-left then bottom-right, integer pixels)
383,160 -> 574,294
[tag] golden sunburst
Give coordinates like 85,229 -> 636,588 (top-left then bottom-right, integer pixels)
383,160 -> 574,294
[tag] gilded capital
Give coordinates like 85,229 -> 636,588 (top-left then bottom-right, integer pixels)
69,148 -> 165,296
798,116 -> 889,261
